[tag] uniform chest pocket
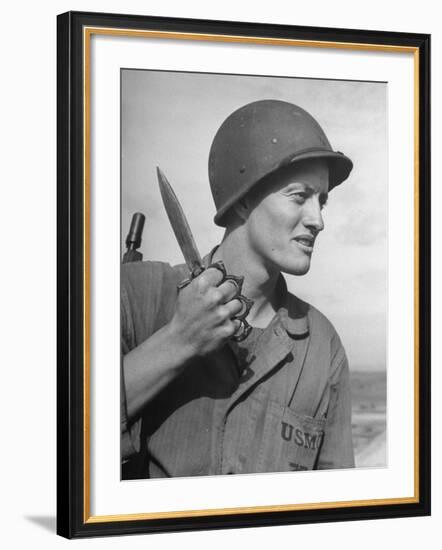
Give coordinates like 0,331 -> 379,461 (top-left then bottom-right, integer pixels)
256,401 -> 326,473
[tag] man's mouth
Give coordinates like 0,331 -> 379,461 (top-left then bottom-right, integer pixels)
293,235 -> 315,252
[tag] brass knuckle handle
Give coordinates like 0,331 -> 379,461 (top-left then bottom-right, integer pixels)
224,274 -> 244,295
177,277 -> 192,290
231,319 -> 252,342
206,260 -> 227,280
191,265 -> 205,278
235,294 -> 254,320
177,265 -> 205,291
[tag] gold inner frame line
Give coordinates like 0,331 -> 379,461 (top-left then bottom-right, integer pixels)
82,26 -> 420,524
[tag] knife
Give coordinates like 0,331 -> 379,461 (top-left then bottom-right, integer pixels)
156,167 -> 253,341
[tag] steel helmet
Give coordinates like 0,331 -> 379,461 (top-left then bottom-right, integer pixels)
208,99 -> 353,227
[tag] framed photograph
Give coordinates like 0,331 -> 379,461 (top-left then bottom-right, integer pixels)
57,11 -> 431,538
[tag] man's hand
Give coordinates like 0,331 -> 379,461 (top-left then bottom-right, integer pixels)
123,265 -> 249,422
169,266 -> 244,357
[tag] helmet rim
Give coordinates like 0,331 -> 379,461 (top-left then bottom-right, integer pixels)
213,148 -> 353,227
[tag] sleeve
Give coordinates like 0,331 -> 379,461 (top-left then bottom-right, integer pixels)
120,283 -> 142,462
119,260 -> 181,463
316,351 -> 355,470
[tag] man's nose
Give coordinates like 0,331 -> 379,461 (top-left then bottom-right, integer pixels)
303,198 -> 324,233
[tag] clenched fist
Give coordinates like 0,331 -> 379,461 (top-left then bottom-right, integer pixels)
168,266 -> 245,357
123,264 -> 254,421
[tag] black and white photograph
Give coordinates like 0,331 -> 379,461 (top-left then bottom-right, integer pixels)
120,69 -> 387,480
0,0 -> 436,543
54,9 -> 430,539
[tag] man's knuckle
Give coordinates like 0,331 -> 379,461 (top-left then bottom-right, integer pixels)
215,306 -> 228,322
208,288 -> 222,304
225,322 -> 237,337
229,298 -> 242,314
217,325 -> 230,339
195,276 -> 208,293
220,282 -> 236,302
206,267 -> 224,284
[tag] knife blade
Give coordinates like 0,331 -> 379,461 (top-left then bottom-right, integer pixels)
156,167 -> 204,278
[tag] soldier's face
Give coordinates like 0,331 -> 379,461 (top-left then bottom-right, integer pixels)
244,159 -> 329,276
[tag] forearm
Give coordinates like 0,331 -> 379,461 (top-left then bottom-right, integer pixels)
123,322 -> 194,422
123,265 -> 243,424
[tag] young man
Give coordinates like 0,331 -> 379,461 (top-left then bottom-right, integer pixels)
121,99 -> 355,479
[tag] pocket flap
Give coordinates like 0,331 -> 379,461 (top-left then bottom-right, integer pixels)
257,401 -> 326,472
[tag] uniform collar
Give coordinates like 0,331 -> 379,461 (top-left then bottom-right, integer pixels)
202,246 -> 310,339
274,275 -> 309,339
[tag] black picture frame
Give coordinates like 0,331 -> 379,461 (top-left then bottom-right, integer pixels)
57,10 -> 431,539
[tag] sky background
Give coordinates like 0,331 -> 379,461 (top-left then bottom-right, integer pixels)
121,69 -> 387,372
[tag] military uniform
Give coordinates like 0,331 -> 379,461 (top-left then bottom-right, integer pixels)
121,99 -> 355,479
121,256 -> 354,479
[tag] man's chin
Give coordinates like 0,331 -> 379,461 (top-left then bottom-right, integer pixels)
281,261 -> 311,277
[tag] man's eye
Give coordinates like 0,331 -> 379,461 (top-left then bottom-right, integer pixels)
293,192 -> 308,202
320,199 -> 328,210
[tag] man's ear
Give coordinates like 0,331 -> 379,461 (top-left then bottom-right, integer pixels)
232,197 -> 251,222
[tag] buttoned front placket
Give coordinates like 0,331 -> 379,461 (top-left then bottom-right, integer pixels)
215,310 -> 310,475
